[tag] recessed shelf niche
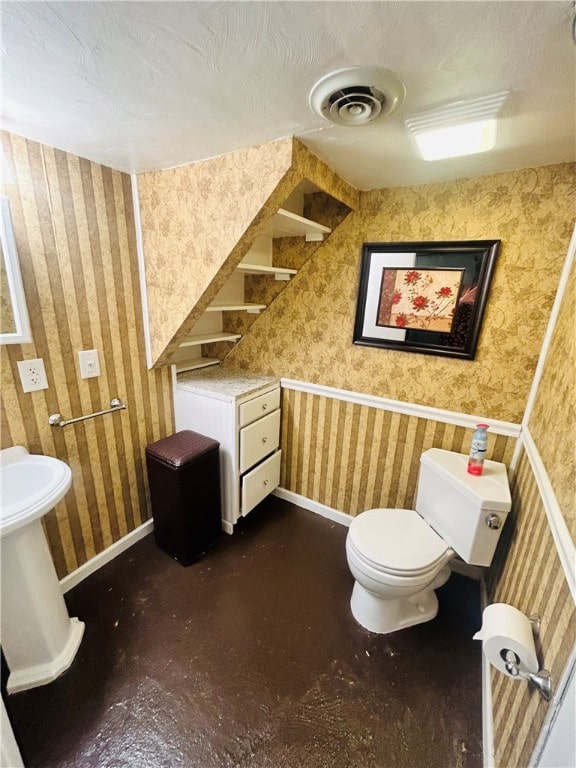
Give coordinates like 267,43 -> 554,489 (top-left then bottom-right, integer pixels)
170,197 -> 333,373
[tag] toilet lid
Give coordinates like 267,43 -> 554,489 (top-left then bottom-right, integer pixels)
348,508 -> 449,573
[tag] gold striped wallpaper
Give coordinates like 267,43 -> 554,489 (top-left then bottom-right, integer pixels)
0,132 -> 173,578
488,448 -> 576,768
280,387 -> 516,517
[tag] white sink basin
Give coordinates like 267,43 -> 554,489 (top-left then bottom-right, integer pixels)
0,445 -> 83,695
0,446 -> 72,537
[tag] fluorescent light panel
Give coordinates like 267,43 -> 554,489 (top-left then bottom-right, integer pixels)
405,92 -> 509,161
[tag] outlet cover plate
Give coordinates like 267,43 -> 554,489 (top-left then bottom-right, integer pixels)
78,349 -> 100,379
17,358 -> 49,393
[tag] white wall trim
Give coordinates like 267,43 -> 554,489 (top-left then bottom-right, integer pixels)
280,378 -> 521,438
522,223 -> 575,429
509,432 -> 525,473
497,227 -> 576,766
59,519 -> 154,594
273,487 -> 352,527
481,421 -> 575,768
522,427 -> 576,602
131,173 -> 153,370
481,666 -> 494,768
529,646 -> 576,768
479,570 -> 495,768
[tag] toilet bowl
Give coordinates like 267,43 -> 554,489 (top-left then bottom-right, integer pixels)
345,448 -> 512,635
346,508 -> 454,633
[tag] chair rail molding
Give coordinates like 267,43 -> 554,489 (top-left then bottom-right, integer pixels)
280,378 -> 521,437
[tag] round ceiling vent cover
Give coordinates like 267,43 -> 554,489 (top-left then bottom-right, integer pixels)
309,66 -> 406,127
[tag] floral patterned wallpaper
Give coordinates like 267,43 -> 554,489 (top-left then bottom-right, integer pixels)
529,258 -> 575,530
137,138 -> 359,366
137,138 -> 295,366
228,164 -> 575,423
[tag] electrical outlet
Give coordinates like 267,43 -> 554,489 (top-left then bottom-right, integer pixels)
17,358 -> 49,393
78,349 -> 101,379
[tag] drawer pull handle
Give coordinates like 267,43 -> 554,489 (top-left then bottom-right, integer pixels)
262,436 -> 268,443
262,403 -> 268,410
263,480 -> 269,486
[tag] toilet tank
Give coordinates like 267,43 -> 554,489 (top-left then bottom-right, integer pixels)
415,448 -> 512,567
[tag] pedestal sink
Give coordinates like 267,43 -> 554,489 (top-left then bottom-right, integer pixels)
0,446 -> 85,694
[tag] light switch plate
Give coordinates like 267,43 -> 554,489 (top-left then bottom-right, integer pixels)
17,358 -> 49,393
78,349 -> 101,379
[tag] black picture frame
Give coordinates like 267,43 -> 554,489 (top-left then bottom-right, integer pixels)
353,240 -> 501,359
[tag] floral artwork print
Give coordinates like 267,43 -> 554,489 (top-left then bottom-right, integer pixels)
353,240 -> 500,359
377,268 -> 464,332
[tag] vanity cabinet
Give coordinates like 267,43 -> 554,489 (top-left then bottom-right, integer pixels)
173,369 -> 281,533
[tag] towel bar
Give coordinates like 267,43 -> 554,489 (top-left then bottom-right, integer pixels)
48,398 -> 127,428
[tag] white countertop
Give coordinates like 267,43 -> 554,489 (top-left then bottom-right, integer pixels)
176,368 -> 279,401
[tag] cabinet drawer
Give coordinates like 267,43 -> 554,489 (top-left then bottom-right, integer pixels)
239,387 -> 280,428
241,450 -> 281,516
239,409 -> 281,474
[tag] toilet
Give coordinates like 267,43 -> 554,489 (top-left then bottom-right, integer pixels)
345,448 -> 512,634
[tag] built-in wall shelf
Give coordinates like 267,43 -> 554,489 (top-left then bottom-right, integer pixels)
175,357 -> 221,373
170,317 -> 239,373
206,303 -> 266,314
170,194 -> 333,375
272,208 -> 331,241
180,331 -> 242,347
236,263 -> 297,281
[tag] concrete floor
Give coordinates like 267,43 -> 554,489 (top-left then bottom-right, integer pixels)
3,498 -> 484,767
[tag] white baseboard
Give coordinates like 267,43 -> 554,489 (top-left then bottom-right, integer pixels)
480,636 -> 495,768
59,491 -> 346,594
59,519 -> 154,594
274,490 -> 486,587
273,487 -> 352,527
274,489 -> 488,587
478,570 -> 495,768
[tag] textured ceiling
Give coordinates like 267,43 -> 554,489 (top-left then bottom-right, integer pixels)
1,1 -> 575,189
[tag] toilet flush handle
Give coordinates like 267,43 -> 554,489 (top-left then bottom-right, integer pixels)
485,513 -> 502,530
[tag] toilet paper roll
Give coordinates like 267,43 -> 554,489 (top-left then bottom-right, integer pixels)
473,603 -> 538,676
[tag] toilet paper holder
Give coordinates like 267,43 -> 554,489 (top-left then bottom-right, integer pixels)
499,615 -> 552,702
476,610 -> 553,702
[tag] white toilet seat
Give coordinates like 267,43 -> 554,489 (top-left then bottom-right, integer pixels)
347,508 -> 452,576
347,538 -> 449,582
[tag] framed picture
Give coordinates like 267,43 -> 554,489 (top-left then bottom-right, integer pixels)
353,240 -> 501,359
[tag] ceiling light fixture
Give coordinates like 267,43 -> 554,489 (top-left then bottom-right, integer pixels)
405,92 -> 509,161
309,66 -> 406,127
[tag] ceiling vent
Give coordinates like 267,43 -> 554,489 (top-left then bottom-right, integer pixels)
309,66 -> 406,127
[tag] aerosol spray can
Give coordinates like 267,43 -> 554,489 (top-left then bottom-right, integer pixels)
468,424 -> 489,476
